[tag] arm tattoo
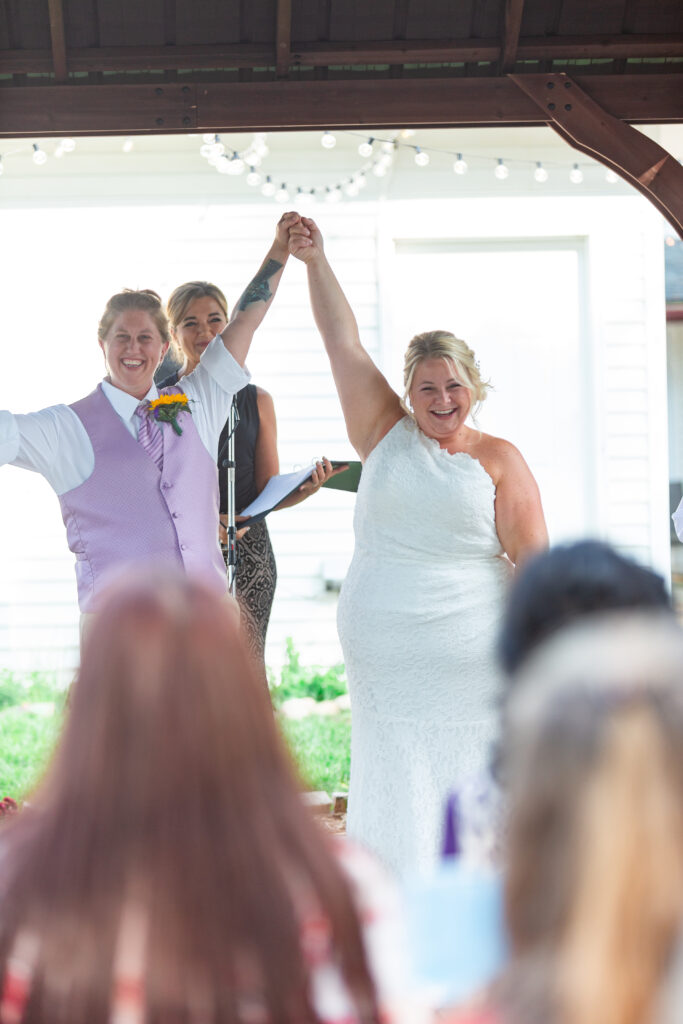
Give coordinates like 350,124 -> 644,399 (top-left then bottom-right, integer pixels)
236,258 -> 283,311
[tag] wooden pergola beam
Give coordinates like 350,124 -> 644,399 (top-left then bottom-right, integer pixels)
46,0 -> 68,83
511,72 -> 683,237
501,0 -> 525,72
275,0 -> 292,78
1,34 -> 683,75
0,74 -> 681,138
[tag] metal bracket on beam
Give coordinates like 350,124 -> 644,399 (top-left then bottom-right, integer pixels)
510,72 -> 683,238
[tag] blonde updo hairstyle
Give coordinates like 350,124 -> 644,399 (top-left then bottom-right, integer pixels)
97,289 -> 170,346
402,330 -> 490,419
166,281 -> 228,361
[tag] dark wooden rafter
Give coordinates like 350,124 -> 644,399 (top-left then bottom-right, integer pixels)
511,73 -> 683,238
2,34 -> 682,75
1,74 -> 681,139
46,0 -> 68,82
501,0 -> 525,72
275,0 -> 292,78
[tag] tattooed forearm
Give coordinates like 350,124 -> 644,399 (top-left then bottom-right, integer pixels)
236,259 -> 283,312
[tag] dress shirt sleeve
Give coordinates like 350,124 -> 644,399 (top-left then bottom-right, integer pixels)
674,498 -> 683,543
2,405 -> 94,494
0,411 -> 20,465
177,336 -> 251,456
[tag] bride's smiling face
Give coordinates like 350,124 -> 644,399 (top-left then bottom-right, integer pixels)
409,358 -> 472,440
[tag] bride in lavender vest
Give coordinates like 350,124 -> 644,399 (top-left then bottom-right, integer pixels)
0,213 -> 299,621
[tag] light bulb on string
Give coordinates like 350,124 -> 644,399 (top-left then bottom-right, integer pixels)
246,166 -> 261,186
494,158 -> 509,180
533,162 -> 548,183
202,133 -> 216,144
122,137 -> 134,153
358,138 -> 374,158
54,143 -> 66,159
215,155 -> 232,174
275,183 -> 289,203
344,178 -> 360,197
243,148 -> 262,167
355,173 -> 367,190
569,163 -> 584,184
414,147 -> 430,167
326,186 -> 342,203
321,131 -> 337,149
225,153 -> 244,175
381,140 -> 396,155
261,175 -> 276,197
400,128 -> 415,138
372,161 -> 388,177
605,168 -> 619,184
253,134 -> 269,158
32,144 -> 47,166
453,153 -> 468,175
61,138 -> 76,153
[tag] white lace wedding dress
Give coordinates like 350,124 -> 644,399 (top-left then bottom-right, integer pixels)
338,417 -> 512,876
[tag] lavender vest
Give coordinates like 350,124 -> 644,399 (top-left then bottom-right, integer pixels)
59,384 -> 227,612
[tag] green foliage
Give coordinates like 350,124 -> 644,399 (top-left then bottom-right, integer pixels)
269,637 -> 348,708
280,712 -> 350,795
0,672 -> 67,800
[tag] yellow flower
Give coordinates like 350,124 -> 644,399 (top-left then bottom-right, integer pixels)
150,393 -> 189,410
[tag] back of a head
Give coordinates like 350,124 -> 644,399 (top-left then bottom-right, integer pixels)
0,572 -> 379,1024
500,612 -> 683,1024
498,540 -> 671,677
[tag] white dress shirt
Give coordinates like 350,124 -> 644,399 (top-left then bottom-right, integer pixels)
0,336 -> 249,495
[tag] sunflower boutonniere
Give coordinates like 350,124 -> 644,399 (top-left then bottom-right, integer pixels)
148,393 -> 193,436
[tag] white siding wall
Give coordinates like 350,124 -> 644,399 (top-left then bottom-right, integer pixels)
0,192 -> 670,680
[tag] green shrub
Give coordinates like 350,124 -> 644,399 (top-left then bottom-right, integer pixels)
280,712 -> 350,795
269,637 -> 347,707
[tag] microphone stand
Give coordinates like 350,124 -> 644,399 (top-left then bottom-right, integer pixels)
220,397 -> 240,597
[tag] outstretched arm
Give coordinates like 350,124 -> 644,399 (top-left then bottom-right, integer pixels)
289,216 -> 403,461
220,211 -> 299,367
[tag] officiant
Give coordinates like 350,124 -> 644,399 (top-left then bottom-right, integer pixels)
159,278 -> 346,686
0,214 -> 298,636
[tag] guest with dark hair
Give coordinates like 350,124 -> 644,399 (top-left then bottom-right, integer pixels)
0,572 -> 422,1024
498,538 -> 671,676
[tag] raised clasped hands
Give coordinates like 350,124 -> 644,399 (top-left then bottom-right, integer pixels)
287,215 -> 322,263
275,210 -> 303,250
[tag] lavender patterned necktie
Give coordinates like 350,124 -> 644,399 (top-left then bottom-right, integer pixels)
135,400 -> 164,470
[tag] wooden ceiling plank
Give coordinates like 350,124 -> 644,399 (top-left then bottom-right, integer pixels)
511,72 -> 683,237
2,33 -> 682,76
275,0 -> 292,77
0,74 -> 681,139
47,0 -> 68,81
501,0 -> 525,72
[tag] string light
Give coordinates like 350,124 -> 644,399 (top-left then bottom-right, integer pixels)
605,169 -> 619,184
321,131 -> 337,150
570,163 -> 584,184
225,153 -> 245,175
261,175 -> 276,197
122,137 -> 134,153
414,147 -> 430,167
372,161 -> 388,177
358,138 -> 374,158
453,153 -> 468,175
533,161 -> 548,183
246,166 -> 261,186
32,143 -> 47,166
275,183 -> 289,202
494,158 -> 509,180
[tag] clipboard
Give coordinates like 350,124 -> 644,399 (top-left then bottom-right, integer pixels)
322,461 -> 362,493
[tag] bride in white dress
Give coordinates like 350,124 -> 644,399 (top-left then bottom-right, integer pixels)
288,217 -> 548,876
